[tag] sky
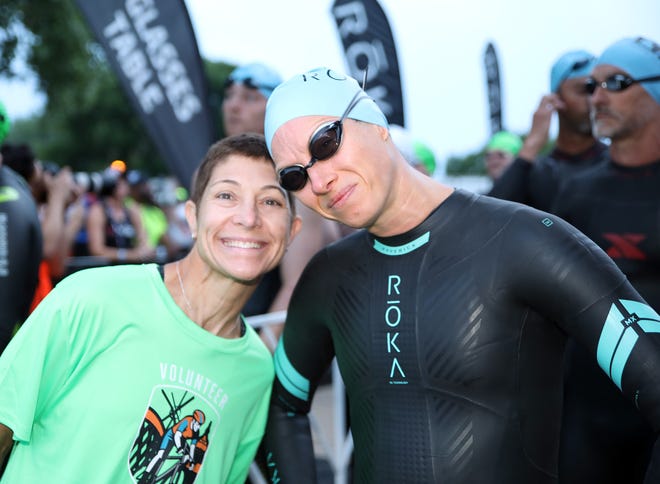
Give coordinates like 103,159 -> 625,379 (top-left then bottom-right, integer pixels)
2,0 -> 659,176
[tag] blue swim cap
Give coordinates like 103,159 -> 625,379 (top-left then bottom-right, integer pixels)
227,62 -> 282,100
550,50 -> 596,92
264,67 -> 389,154
596,36 -> 660,105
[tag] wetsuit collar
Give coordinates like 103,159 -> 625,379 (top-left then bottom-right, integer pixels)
369,189 -> 471,256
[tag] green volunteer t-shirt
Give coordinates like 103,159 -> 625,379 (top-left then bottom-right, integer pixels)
0,264 -> 274,484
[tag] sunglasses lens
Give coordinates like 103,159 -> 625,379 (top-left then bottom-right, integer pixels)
279,166 -> 308,191
242,77 -> 258,90
223,77 -> 259,91
606,75 -> 629,91
585,79 -> 597,94
310,123 -> 341,160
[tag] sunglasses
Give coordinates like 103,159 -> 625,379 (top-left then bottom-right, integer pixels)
277,89 -> 370,191
585,73 -> 660,95
223,77 -> 275,92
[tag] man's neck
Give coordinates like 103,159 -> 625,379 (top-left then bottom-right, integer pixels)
610,120 -> 660,167
555,129 -> 598,156
370,172 -> 452,238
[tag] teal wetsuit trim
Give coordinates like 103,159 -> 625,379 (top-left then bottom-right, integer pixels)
373,231 -> 430,256
274,342 -> 310,401
597,300 -> 660,389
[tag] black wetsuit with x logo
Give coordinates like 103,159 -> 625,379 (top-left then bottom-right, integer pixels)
264,189 -> 660,484
488,141 -> 608,212
553,158 -> 660,484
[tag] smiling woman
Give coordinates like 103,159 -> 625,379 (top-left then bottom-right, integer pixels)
0,133 -> 301,484
184,134 -> 301,302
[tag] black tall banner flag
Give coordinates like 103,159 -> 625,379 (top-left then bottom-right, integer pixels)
331,0 -> 405,127
75,0 -> 217,190
484,42 -> 503,135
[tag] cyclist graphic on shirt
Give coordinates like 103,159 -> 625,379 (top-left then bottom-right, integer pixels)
145,409 -> 206,477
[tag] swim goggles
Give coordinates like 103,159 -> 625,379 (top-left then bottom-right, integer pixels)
276,90 -> 372,192
585,73 -> 660,94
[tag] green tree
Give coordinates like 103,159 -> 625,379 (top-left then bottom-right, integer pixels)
446,150 -> 488,176
0,0 -> 166,174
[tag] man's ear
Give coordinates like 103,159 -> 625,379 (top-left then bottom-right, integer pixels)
377,124 -> 390,141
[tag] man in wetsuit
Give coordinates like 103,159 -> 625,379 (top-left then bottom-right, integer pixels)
552,36 -> 660,484
260,66 -> 660,483
0,102 -> 42,353
488,49 -> 607,211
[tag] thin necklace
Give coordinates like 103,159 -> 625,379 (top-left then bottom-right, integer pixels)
176,261 -> 194,315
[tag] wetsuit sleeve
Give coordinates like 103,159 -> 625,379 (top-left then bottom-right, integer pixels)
502,210 -> 660,430
264,250 -> 336,484
487,157 -> 532,203
0,167 -> 42,351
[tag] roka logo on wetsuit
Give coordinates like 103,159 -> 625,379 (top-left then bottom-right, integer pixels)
385,274 -> 407,383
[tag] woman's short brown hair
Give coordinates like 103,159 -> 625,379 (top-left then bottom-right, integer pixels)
190,133 -> 295,215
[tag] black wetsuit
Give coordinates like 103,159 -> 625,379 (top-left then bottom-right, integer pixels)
488,141 -> 607,211
553,159 -> 660,484
242,267 -> 281,317
0,166 -> 42,352
265,189 -> 660,484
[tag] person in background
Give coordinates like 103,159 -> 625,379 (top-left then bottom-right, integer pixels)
388,124 -> 437,177
222,62 -> 282,138
0,143 -> 85,309
86,165 -> 155,264
488,50 -> 607,211
160,181 -> 195,262
483,130 -> 522,181
126,169 -> 169,262
0,102 -> 42,353
260,66 -> 660,483
0,133 -> 301,483
553,36 -> 660,484
412,139 -> 437,178
222,62 -> 342,350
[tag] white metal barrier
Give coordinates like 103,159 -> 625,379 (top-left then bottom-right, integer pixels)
245,311 -> 353,484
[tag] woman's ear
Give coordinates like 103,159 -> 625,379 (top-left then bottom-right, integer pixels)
184,199 -> 197,239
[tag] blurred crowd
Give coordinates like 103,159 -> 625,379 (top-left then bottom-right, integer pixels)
1,142 -> 193,284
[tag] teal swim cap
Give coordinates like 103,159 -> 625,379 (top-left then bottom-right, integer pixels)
0,100 -> 10,144
264,67 -> 388,154
227,62 -> 282,99
597,36 -> 660,105
550,50 -> 596,92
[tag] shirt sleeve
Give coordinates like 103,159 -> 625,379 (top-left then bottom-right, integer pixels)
0,287 -> 72,442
